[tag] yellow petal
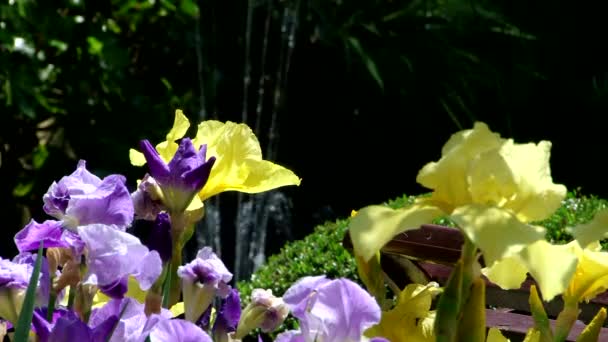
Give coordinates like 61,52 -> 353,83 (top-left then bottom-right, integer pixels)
494,140 -> 566,222
155,140 -> 180,163
486,328 -> 511,342
193,121 -> 300,201
130,110 -> 191,166
484,240 -> 577,302
365,283 -> 440,342
416,122 -> 504,211
416,122 -> 565,222
564,241 -> 608,304
349,204 -> 444,262
165,109 -> 190,142
129,149 -> 146,166
451,204 -> 546,266
518,240 -> 578,301
170,302 -> 185,317
522,329 -> 541,342
93,276 -> 149,309
568,208 -> 608,248
482,256 -> 528,290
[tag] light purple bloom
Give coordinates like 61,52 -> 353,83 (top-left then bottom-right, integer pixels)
89,297 -> 172,342
43,160 -> 134,229
0,253 -> 51,324
147,318 -> 212,342
177,247 -> 232,322
235,288 -> 288,339
277,276 -> 382,342
78,224 -> 162,290
14,219 -> 86,256
140,138 -> 215,212
14,219 -> 68,252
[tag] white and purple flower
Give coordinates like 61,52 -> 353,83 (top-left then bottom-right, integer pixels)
177,247 -> 232,322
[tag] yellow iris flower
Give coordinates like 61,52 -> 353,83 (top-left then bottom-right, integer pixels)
365,282 -> 441,342
350,122 -> 575,301
130,110 -> 301,206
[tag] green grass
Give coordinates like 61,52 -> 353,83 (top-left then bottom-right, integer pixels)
236,190 -> 608,337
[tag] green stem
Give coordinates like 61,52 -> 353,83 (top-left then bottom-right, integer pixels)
435,237 -> 479,342
167,239 -> 183,307
554,301 -> 580,342
46,291 -> 57,322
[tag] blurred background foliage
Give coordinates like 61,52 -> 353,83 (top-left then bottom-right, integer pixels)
2,0 -> 608,271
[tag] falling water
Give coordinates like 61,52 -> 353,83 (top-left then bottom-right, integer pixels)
233,191 -> 295,281
195,198 -> 222,257
192,0 -> 301,282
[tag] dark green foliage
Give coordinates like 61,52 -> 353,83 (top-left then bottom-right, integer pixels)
237,190 -> 608,337
535,189 -> 608,246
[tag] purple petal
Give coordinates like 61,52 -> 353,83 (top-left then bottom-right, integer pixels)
14,220 -> 68,253
66,175 -> 134,229
91,315 -> 119,341
213,289 -> 241,334
149,319 -> 212,342
1,253 -> 50,306
282,275 -> 330,319
301,278 -> 382,341
132,175 -> 163,221
78,224 -> 162,290
275,331 -> 305,342
99,276 -> 128,299
89,298 -> 172,341
48,311 -> 93,342
61,229 -> 86,256
145,213 -> 172,263
140,140 -> 170,182
196,305 -> 213,331
177,247 -> 232,291
43,160 -> 101,218
0,257 -> 30,289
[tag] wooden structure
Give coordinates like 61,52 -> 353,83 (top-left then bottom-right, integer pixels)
343,224 -> 608,341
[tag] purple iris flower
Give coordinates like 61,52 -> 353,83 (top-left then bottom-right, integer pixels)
212,288 -> 241,338
276,276 -> 383,342
139,138 -> 215,212
177,247 -> 232,322
131,174 -> 164,221
43,160 -> 134,229
89,297 -> 172,341
14,219 -> 86,257
144,212 -> 172,263
0,253 -> 51,324
146,318 -> 212,342
31,307 -> 118,342
78,224 -> 162,291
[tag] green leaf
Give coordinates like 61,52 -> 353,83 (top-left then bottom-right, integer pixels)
347,37 -> 384,90
180,0 -> 199,17
577,308 -> 607,342
32,144 -> 49,169
13,181 -> 34,197
13,242 -> 44,342
528,284 -> 553,342
87,36 -> 104,56
456,278 -> 486,342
